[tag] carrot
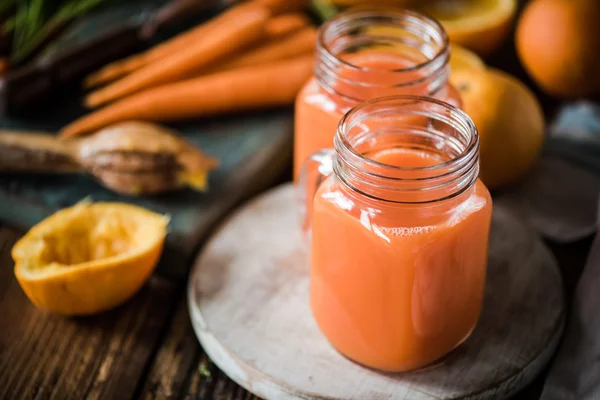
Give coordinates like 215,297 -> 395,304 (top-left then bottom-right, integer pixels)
85,6 -> 270,108
84,10 -> 308,89
217,26 -> 317,71
84,54 -> 147,88
84,2 -> 268,89
61,55 -> 313,139
265,13 -> 310,38
144,2 -> 264,65
154,18 -> 314,81
252,0 -> 308,15
146,10 -> 307,61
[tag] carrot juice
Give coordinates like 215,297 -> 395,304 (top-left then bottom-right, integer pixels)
294,8 -> 461,181
304,96 -> 492,372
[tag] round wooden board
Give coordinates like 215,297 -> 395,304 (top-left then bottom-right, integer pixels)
188,183 -> 565,400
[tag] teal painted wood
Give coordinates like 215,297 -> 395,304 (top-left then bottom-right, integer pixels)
0,1 -> 295,278
0,111 -> 294,278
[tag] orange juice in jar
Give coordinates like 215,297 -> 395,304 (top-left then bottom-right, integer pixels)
294,8 -> 461,181
300,96 -> 492,372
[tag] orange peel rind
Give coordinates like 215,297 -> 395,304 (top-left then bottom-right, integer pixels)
12,201 -> 169,316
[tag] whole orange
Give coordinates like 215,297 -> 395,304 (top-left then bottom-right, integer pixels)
449,44 -> 486,87
415,0 -> 517,58
452,68 -> 545,190
516,0 -> 600,97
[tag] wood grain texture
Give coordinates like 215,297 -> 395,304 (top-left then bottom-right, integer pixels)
0,108 -> 293,280
188,183 -> 566,400
0,227 -> 179,400
0,0 -> 294,279
139,296 -> 262,400
139,296 -> 201,400
183,352 -> 262,400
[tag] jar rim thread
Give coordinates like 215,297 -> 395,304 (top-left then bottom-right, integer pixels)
333,95 -> 480,204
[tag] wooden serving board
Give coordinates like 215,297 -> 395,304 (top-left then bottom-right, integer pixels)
0,2 -> 294,278
188,183 -> 565,400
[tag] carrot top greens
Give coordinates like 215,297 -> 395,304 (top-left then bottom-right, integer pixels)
2,0 -> 113,64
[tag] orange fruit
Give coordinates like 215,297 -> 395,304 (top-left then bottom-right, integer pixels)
516,0 -> 600,97
452,68 -> 545,190
415,0 -> 517,57
449,44 -> 486,87
12,202 -> 168,316
450,44 -> 486,72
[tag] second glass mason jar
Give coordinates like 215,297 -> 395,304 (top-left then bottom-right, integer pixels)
301,96 -> 492,372
293,7 -> 461,180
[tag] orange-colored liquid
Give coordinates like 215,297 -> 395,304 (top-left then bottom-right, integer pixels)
294,52 -> 461,181
310,147 -> 492,372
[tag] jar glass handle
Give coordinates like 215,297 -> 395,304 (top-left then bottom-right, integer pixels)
296,148 -> 335,235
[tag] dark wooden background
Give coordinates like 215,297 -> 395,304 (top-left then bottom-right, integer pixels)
0,180 -> 594,400
0,0 -> 597,398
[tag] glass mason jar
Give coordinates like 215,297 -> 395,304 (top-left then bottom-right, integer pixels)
300,96 -> 492,372
293,7 -> 461,181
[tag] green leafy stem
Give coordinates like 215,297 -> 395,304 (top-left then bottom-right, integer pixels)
310,0 -> 340,22
2,0 -> 113,65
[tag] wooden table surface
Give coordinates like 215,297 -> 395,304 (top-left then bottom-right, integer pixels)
0,171 -> 594,400
0,1 -> 596,395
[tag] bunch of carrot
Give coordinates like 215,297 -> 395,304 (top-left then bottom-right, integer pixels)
61,0 -> 315,138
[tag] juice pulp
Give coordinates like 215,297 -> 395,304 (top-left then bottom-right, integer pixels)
310,147 -> 492,372
294,51 -> 461,181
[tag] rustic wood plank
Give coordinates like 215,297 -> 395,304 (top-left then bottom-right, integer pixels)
510,236 -> 595,400
186,184 -> 565,400
0,226 -> 179,400
138,296 -> 200,400
136,223 -> 592,400
0,108 -> 294,280
138,296 -> 261,400
184,353 -> 260,400
130,239 -> 595,400
0,0 -> 296,280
